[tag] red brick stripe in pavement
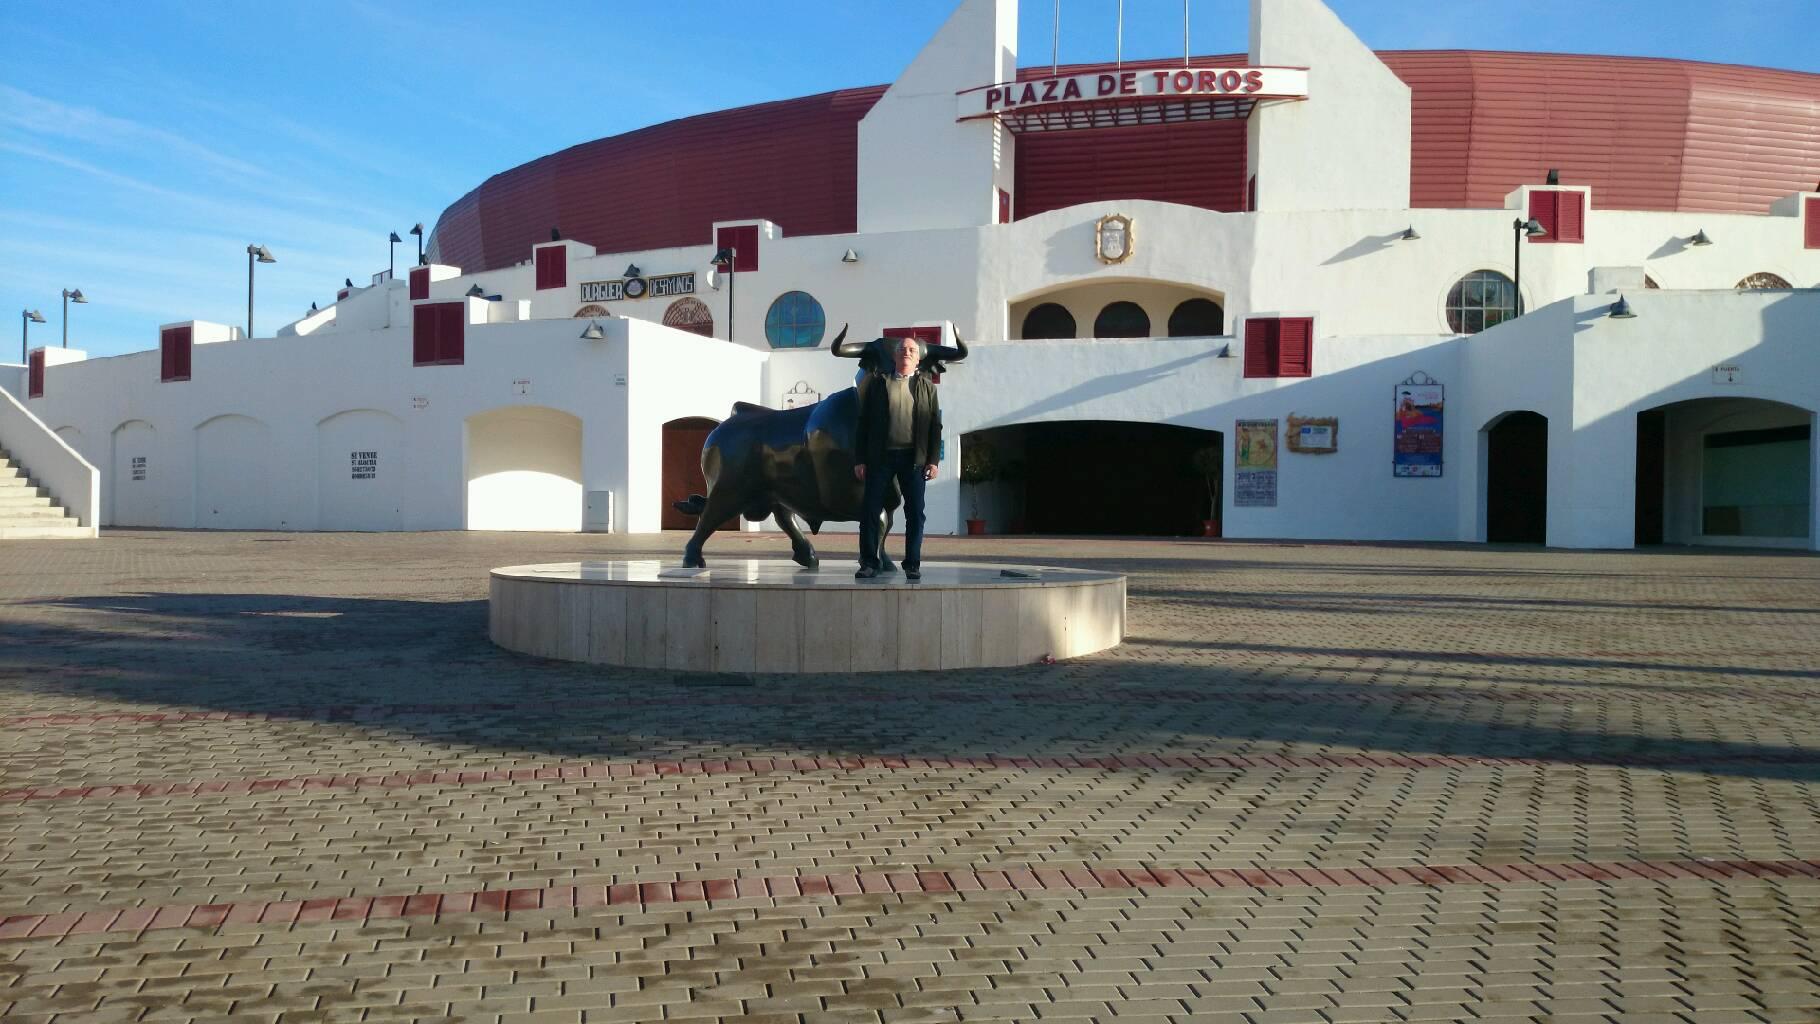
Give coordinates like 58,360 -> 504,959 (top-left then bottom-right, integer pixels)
2,858 -> 1815,943
6,679 -> 1810,729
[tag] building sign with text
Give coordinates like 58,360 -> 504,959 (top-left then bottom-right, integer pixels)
958,66 -> 1308,122
580,272 -> 695,303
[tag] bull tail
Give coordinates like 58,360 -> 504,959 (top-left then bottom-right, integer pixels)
672,494 -> 707,517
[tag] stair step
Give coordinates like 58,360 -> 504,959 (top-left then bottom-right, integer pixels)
0,523 -> 92,540
0,505 -> 74,519
0,492 -> 53,507
0,466 -> 29,481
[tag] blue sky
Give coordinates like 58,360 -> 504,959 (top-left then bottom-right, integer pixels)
5,0 -> 1815,359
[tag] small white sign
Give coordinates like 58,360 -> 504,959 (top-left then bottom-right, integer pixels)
614,375 -> 627,387
513,379 -> 532,396
1712,364 -> 1742,384
411,396 -> 429,410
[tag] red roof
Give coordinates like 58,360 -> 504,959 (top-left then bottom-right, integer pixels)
429,51 -> 1820,273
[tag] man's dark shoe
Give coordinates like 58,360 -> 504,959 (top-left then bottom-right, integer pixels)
905,565 -> 921,580
854,566 -> 877,579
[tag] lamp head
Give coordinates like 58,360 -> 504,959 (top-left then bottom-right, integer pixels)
1689,229 -> 1712,246
25,309 -> 46,323
711,247 -> 735,268
580,320 -> 606,341
466,284 -> 486,298
1545,168 -> 1560,185
389,231 -> 402,243
1523,219 -> 1547,238
840,248 -> 860,263
65,288 -> 87,303
1399,226 -> 1420,242
250,244 -> 276,263
409,223 -> 424,236
624,264 -> 641,279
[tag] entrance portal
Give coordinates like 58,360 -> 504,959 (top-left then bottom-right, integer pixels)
1484,411 -> 1547,544
961,421 -> 1222,536
662,417 -> 733,531
1641,397 -> 1812,547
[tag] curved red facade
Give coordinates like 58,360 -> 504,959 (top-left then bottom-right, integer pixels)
429,51 -> 1820,274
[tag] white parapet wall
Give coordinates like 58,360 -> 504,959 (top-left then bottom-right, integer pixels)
0,380 -> 100,533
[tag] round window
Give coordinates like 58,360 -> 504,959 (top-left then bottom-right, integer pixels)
764,291 -> 827,349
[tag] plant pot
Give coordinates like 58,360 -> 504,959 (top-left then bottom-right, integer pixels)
1202,519 -> 1221,538
966,519 -> 987,536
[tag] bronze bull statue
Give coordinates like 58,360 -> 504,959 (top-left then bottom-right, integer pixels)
674,325 -> 968,568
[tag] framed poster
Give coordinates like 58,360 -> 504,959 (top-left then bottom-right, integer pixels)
1393,374 -> 1444,477
1287,415 -> 1338,453
1234,419 -> 1279,506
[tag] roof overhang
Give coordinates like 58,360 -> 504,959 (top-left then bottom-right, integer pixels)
958,66 -> 1308,133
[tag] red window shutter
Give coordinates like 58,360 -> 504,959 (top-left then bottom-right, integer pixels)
173,328 -> 193,380
1243,319 -> 1278,378
1276,318 -> 1313,377
535,246 -> 567,290
714,225 -> 759,272
1528,190 -> 1560,243
160,326 -> 192,382
409,266 -> 430,300
1554,191 -> 1585,243
997,188 -> 1012,224
412,304 -> 439,365
27,350 -> 44,398
437,303 -> 465,364
1805,198 -> 1820,249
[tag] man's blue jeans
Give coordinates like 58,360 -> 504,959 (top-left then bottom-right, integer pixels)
859,448 -> 926,570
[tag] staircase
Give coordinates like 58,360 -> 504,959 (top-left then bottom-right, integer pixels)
0,448 -> 91,539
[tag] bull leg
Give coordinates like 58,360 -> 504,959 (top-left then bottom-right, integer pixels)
876,506 -> 898,574
774,508 -> 818,568
680,489 -> 743,568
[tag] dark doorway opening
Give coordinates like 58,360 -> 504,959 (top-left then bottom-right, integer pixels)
1635,408 -> 1665,545
662,417 -> 734,531
963,421 -> 1222,536
1486,411 -> 1547,543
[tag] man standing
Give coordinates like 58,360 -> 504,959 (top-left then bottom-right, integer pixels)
854,335 -> 941,579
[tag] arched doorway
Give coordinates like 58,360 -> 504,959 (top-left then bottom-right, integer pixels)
195,414 -> 275,529
1638,397 -> 1812,547
661,417 -> 732,530
1484,411 -> 1547,543
662,298 -> 715,337
961,421 -> 1222,535
464,406 -> 582,531
1020,303 -> 1076,340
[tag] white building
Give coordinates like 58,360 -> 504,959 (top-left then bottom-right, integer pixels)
5,0 -> 1818,550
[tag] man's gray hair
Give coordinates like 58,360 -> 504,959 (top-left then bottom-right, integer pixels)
895,335 -> 921,356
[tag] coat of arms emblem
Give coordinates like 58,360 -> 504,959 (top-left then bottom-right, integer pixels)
1095,213 -> 1133,264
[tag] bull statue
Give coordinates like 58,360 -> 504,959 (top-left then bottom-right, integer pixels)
674,325 -> 968,568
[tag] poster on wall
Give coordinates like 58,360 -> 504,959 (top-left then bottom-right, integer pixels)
1287,415 -> 1338,453
1393,373 -> 1444,477
1234,419 -> 1279,506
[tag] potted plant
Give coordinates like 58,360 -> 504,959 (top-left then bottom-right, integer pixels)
961,439 -> 998,535
1190,446 -> 1222,537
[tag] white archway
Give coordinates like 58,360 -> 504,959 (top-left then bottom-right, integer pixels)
316,409 -> 406,531
108,420 -> 158,527
195,414 -> 275,529
464,406 -> 583,531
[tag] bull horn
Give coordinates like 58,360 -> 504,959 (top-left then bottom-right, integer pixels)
922,328 -> 969,366
828,324 -> 862,357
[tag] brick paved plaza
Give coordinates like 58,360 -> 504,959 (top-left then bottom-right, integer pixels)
2,530 -> 1818,1023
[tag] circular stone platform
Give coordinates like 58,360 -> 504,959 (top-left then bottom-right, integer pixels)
489,560 -> 1125,673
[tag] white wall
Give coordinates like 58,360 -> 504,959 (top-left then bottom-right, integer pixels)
465,406 -> 583,532
317,409 -> 407,531
195,414 -> 275,529
0,382 -> 100,533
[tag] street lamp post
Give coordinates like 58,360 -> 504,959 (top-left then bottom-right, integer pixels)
409,223 -> 425,265
388,231 -> 402,278
712,247 -> 737,344
20,309 -> 46,363
1512,218 -> 1545,315
246,244 -> 276,339
61,288 -> 87,347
